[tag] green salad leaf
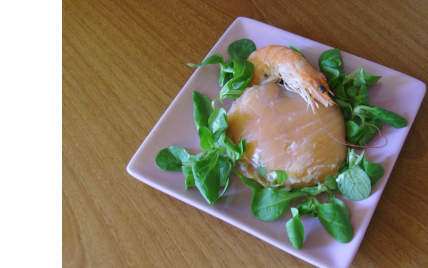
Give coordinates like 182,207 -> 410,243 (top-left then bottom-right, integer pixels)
155,146 -> 190,171
316,202 -> 353,243
289,43 -> 306,59
257,166 -> 267,178
228,39 -> 257,60
192,151 -> 221,204
224,137 -> 247,165
273,170 -> 288,187
286,208 -> 305,249
198,126 -> 215,150
327,190 -> 351,219
319,48 -> 342,70
193,92 -> 213,131
251,188 -> 307,221
336,149 -> 371,201
219,58 -> 254,100
218,61 -> 234,87
363,156 -> 384,184
182,164 -> 195,189
296,196 -> 318,217
187,53 -> 224,67
219,156 -> 232,186
233,169 -> 264,199
188,39 -> 256,101
353,105 -> 407,128
208,108 -> 228,141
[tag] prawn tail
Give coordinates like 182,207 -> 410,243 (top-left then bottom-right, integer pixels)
313,105 -> 387,149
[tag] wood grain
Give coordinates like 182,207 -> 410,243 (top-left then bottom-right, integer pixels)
63,0 -> 428,267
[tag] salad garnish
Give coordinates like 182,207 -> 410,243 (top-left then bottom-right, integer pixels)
155,39 -> 407,249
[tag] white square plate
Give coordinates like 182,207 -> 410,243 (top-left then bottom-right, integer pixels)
127,17 -> 426,268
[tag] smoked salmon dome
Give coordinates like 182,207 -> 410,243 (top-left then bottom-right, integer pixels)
226,83 -> 347,188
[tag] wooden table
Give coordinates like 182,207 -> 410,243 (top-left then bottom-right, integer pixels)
63,0 -> 428,267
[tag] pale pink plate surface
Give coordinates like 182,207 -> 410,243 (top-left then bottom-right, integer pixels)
127,17 -> 426,268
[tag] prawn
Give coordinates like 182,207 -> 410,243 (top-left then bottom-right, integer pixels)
247,45 -> 334,112
247,45 -> 385,148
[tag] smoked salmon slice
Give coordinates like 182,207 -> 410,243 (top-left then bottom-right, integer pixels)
226,83 -> 347,188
